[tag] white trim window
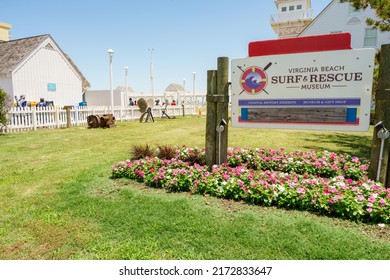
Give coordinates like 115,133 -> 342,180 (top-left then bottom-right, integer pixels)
364,28 -> 377,47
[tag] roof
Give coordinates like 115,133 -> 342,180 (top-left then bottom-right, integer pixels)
0,34 -> 90,90
165,83 -> 185,92
116,85 -> 135,93
0,34 -> 48,74
298,0 -> 334,36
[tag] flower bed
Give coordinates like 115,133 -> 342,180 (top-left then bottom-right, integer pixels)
111,146 -> 390,224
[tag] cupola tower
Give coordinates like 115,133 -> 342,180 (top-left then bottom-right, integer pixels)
270,0 -> 313,38
0,22 -> 12,42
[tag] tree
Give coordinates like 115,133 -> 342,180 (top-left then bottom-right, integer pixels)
339,0 -> 390,31
0,88 -> 12,130
339,1 -> 389,100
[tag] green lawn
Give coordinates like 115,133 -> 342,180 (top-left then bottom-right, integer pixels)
1,116 -> 389,260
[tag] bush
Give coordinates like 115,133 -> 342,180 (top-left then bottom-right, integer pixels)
0,88 -> 12,129
177,146 -> 206,166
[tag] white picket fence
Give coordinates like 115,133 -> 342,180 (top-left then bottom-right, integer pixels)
4,105 -> 195,133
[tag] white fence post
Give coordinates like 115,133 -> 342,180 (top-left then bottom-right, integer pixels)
74,106 -> 79,126
55,106 -> 60,128
5,104 -> 203,133
32,107 -> 37,131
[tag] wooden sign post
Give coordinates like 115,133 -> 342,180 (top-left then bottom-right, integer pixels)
206,57 -> 229,167
369,44 -> 390,186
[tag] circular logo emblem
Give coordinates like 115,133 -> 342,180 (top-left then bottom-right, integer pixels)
240,67 -> 267,94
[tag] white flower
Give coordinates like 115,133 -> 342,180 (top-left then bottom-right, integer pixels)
362,183 -> 371,190
336,182 -> 346,188
378,223 -> 385,228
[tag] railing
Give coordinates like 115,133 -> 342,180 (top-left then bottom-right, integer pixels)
5,105 -> 195,133
270,9 -> 313,24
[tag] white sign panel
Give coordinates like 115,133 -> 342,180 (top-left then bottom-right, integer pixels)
231,49 -> 375,131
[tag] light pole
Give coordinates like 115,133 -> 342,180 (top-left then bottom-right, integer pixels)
124,66 -> 128,105
192,72 -> 196,113
148,48 -> 155,101
183,78 -> 186,105
107,49 -> 114,115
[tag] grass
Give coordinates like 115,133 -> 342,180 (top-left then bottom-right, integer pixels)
1,116 -> 389,260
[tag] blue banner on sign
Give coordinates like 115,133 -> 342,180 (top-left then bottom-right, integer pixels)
238,98 -> 361,107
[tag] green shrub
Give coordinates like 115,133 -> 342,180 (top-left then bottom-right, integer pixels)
0,88 -> 11,128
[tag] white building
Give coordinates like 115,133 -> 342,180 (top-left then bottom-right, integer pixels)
85,86 -> 136,107
270,0 -> 314,38
0,27 -> 89,107
299,0 -> 390,49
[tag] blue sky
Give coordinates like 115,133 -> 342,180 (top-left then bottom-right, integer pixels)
2,0 -> 332,94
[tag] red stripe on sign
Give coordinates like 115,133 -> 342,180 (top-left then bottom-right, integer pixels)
248,33 -> 352,57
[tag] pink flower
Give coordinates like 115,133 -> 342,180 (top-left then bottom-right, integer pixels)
351,157 -> 359,163
357,195 -> 364,201
379,199 -> 386,207
367,202 -> 373,207
296,187 -> 306,194
366,208 -> 373,213
368,196 -> 376,203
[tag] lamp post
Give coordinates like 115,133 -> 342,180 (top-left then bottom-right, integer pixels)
124,66 -> 128,105
183,78 -> 186,105
148,48 -> 155,101
192,71 -> 196,113
107,49 -> 114,115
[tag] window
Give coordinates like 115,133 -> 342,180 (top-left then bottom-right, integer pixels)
297,4 -> 302,10
364,28 -> 377,47
281,7 -> 287,12
289,6 -> 294,11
